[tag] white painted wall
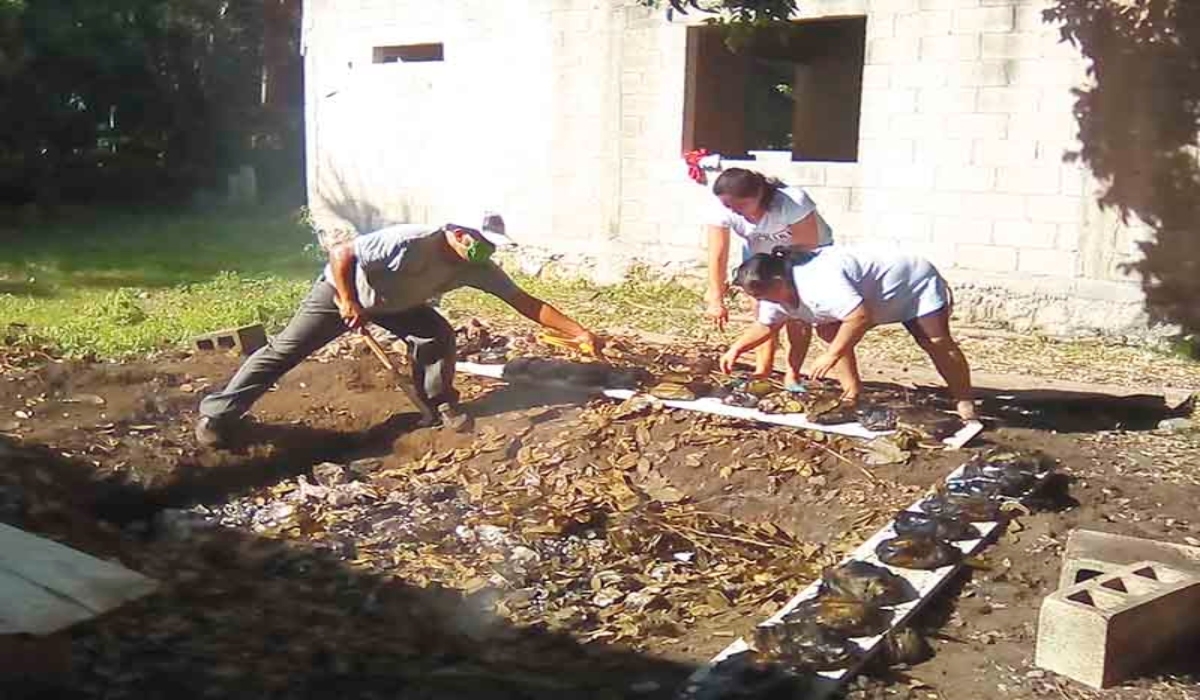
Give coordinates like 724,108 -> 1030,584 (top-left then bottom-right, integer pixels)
302,0 -> 1159,338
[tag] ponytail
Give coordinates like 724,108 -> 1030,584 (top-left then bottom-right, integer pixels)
732,252 -> 791,296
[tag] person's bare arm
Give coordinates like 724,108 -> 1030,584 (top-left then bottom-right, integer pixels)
705,225 -> 732,330
506,290 -> 603,357
787,212 -> 821,250
328,242 -> 366,328
719,321 -> 778,373
809,304 -> 870,378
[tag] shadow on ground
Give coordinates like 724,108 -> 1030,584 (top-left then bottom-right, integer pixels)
1,434 -> 695,700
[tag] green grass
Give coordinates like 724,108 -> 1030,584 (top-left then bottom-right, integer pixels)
0,207 -> 320,357
0,207 -> 718,359
3,207 -> 1197,391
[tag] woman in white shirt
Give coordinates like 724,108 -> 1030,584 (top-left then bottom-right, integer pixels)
704,168 -> 833,388
717,247 -> 977,421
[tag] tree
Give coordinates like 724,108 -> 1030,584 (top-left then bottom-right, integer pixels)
1044,0 -> 1200,339
0,0 -> 303,207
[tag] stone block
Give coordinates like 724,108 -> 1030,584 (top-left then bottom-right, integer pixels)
895,10 -> 953,37
977,86 -> 1043,113
995,165 -> 1062,195
934,164 -> 996,192
862,64 -> 892,90
191,323 -> 268,356
891,62 -> 952,89
1058,529 -> 1200,591
920,35 -> 980,61
947,61 -> 1011,87
1035,560 -> 1200,689
943,113 -> 1008,139
917,87 -> 977,114
933,216 -> 994,245
974,139 -> 1040,167
1027,194 -> 1083,224
868,36 -> 920,64
952,6 -> 1015,34
982,33 -> 1048,60
954,243 -> 1019,272
994,220 -> 1056,249
1018,248 -> 1079,276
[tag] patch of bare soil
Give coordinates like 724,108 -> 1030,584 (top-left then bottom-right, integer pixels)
1,330 -> 1197,700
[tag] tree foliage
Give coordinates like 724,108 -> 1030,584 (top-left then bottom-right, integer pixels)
0,0 -> 302,207
1045,0 -> 1200,337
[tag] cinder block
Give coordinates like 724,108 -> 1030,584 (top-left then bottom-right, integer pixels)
191,323 -> 267,356
953,243 -> 1018,272
1035,560 -> 1200,689
951,6 -> 1015,34
1019,248 -> 1079,276
1059,529 -> 1200,591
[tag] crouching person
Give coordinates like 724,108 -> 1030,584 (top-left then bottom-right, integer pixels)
719,247 -> 977,421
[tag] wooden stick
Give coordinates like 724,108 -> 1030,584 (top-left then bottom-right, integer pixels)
359,327 -> 436,424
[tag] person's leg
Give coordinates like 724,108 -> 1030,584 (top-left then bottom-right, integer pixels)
815,322 -> 862,402
197,281 -> 347,444
903,307 -> 976,420
782,320 -> 812,387
751,300 -> 779,376
373,304 -> 471,430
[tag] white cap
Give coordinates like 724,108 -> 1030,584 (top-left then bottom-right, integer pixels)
478,211 -> 516,248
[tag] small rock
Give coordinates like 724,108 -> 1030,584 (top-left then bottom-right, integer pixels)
260,502 -> 296,522
179,383 -> 195,393
509,545 -> 541,567
629,680 -> 660,694
312,462 -> 348,487
67,394 -> 106,406
1025,670 -> 1045,679
505,588 -> 538,609
592,587 -> 624,608
294,475 -> 329,501
476,524 -> 508,547
13,410 -> 30,419
624,588 -> 659,611
326,481 -> 377,507
1158,417 -> 1194,432
348,458 -> 382,477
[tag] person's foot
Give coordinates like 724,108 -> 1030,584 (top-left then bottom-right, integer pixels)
784,371 -> 807,393
418,401 -> 474,433
437,403 -> 474,433
195,415 -> 238,449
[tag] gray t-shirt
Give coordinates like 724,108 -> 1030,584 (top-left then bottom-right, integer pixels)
757,248 -> 948,327
321,224 -> 521,314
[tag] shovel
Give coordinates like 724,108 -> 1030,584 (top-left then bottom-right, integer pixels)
359,326 -> 437,425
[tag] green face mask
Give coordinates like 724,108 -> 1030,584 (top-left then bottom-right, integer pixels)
465,238 -> 495,263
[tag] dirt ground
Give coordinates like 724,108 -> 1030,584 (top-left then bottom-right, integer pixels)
1,328 -> 1198,700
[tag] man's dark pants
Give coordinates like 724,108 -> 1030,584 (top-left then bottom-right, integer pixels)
199,280 -> 455,423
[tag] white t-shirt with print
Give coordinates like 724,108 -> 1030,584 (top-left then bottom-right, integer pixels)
757,248 -> 949,328
709,186 -> 834,256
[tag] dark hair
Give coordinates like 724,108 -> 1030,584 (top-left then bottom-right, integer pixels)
712,168 -> 785,211
732,251 -> 787,296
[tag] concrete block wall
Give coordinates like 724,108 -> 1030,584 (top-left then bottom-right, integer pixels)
302,0 -> 1162,339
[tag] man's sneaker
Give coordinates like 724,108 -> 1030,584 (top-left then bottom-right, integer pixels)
436,403 -> 474,433
195,416 -> 235,448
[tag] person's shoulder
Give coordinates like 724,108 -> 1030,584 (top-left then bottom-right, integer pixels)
776,186 -> 815,208
362,223 -> 441,241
